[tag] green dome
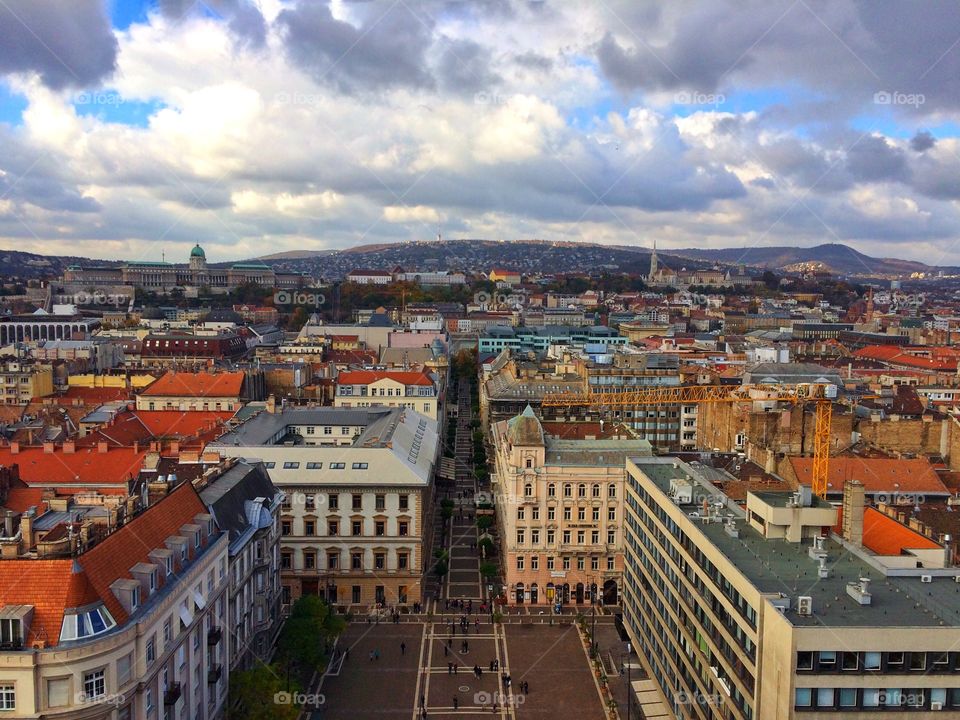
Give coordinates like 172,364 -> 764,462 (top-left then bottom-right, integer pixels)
190,244 -> 206,258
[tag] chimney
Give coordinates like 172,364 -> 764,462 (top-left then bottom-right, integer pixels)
97,441 -> 109,454
266,394 -> 277,414
133,441 -> 139,454
842,480 -> 865,546
169,441 -> 180,454
20,512 -> 33,549
43,441 -> 54,454
63,440 -> 75,454
10,442 -> 18,455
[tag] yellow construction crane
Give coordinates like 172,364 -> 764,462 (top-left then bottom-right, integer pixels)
541,383 -> 837,498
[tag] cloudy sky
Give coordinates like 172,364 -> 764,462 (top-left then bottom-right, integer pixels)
0,0 -> 959,265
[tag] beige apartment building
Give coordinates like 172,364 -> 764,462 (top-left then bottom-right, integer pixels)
622,456 -> 960,720
210,405 -> 438,609
334,369 -> 440,421
491,406 -> 651,606
0,360 -> 53,404
0,482 -> 230,720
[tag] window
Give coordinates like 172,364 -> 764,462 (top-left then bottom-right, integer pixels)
578,484 -> 586,498
352,494 -> 362,510
607,507 -> 616,521
516,530 -> 525,544
576,530 -> 585,544
816,688 -> 834,708
146,688 -> 154,714
304,552 -> 316,569
838,688 -> 857,707
398,553 -> 408,570
591,531 -> 599,544
281,552 -> 292,569
163,619 -> 171,645
592,484 -> 600,498
330,463 -> 345,470
353,462 -> 369,470
592,507 -> 600,522
531,556 -> 538,570
562,557 -> 570,570
577,507 -> 586,521
546,557 -> 554,570
0,685 -> 13,711
562,530 -> 570,544
352,521 -> 362,536
264,461 -> 275,469
910,652 -> 926,671
563,507 -> 571,521
864,652 -> 881,670
328,494 -> 338,510
398,494 -> 409,510
282,462 -> 300,469
607,556 -> 614,571
794,688 -> 812,708
517,508 -> 525,521
398,521 -> 408,537
306,462 -> 322,469
327,552 -> 339,569
887,651 -> 904,668
305,520 -> 315,536
563,484 -> 572,498
546,529 -> 555,544
547,484 -> 556,498
524,484 -> 532,497
818,651 -> 836,668
842,652 -> 859,671
328,520 -> 339,536
375,494 -> 385,510
83,669 -> 105,700
351,553 -> 362,570
352,586 -> 361,603
577,557 -> 585,570
591,556 -> 599,571
525,458 -> 532,469
531,507 -> 539,520
516,556 -> 524,571
375,521 -> 385,537
146,636 -> 156,663
607,529 -> 615,544
547,507 -> 555,521
531,529 -> 540,544
374,553 -> 385,570
608,484 -> 616,498
796,651 -> 813,671
281,520 -> 291,536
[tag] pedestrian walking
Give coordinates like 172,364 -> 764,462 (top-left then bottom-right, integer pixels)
454,663 -> 458,674
401,641 -> 406,655
475,618 -> 480,631
453,696 -> 459,710
444,645 -> 448,656
374,648 -> 380,661
489,660 -> 495,671
420,694 -> 425,708
448,662 -> 453,674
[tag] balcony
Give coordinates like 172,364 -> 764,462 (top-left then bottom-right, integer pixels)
207,664 -> 223,684
207,626 -> 222,646
164,682 -> 182,706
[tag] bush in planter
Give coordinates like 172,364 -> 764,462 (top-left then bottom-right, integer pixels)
480,562 -> 498,579
478,537 -> 495,556
476,515 -> 494,531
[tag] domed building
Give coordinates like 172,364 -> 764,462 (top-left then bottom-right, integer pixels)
63,243 -> 313,294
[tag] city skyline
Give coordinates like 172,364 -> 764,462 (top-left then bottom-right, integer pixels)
0,1 -> 958,264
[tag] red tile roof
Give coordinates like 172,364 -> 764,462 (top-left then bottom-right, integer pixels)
140,370 -> 245,398
77,410 -> 235,449
61,386 -> 134,403
790,456 -> 949,495
80,482 -> 208,625
862,507 -> 942,556
0,483 -> 209,646
0,446 -> 146,487
3,482 -> 45,512
337,370 -> 433,386
853,345 -> 960,371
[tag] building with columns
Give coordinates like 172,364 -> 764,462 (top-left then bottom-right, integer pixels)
0,314 -> 100,345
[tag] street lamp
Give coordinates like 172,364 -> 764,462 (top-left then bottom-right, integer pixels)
620,648 -> 633,720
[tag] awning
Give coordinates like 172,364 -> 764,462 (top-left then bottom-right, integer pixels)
193,590 -> 206,610
178,604 -> 194,628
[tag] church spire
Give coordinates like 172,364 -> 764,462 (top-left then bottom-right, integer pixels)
649,238 -> 658,280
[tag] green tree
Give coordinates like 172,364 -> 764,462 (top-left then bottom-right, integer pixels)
275,596 -> 344,686
228,664 -> 300,720
480,562 -> 498,579
476,515 -> 494,531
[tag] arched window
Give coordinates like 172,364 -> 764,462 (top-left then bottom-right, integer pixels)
608,484 -> 617,498
547,483 -> 556,498
524,483 -> 533,497
592,484 -> 601,498
578,483 -> 586,498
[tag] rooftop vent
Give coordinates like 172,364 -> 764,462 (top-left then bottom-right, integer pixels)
846,577 -> 872,606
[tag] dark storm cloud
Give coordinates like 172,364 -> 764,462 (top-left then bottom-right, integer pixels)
595,0 -> 960,115
0,0 -> 117,89
910,131 -> 936,153
0,128 -> 100,213
278,1 -> 435,92
157,0 -> 266,46
435,38 -> 499,94
845,135 -> 908,183
513,51 -> 554,72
